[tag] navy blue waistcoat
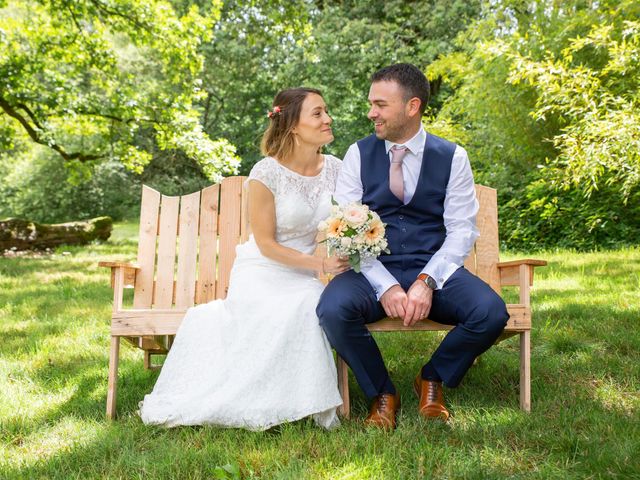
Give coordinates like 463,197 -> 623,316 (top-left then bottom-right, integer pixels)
358,132 -> 456,271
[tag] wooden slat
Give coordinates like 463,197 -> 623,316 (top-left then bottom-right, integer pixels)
368,318 -> 454,332
98,261 -> 140,269
497,259 -> 547,268
154,195 -> 180,309
216,177 -> 244,299
111,309 -> 187,336
520,331 -> 531,411
138,336 -> 167,352
175,191 -> 201,308
366,304 -> 530,333
151,279 -> 208,305
133,186 -> 161,308
240,176 -> 251,242
315,233 -> 330,286
464,245 -> 477,274
519,264 -> 531,306
112,267 -> 125,312
499,264 -> 534,287
105,266 -> 137,290
106,336 -> 120,419
337,356 -> 350,418
474,185 -> 501,294
197,184 -> 220,304
123,268 -> 137,288
505,304 -> 530,329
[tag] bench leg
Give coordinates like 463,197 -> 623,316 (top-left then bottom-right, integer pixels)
106,336 -> 120,420
336,355 -> 350,418
519,330 -> 531,412
143,350 -> 152,370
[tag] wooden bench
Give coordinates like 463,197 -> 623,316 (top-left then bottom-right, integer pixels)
100,179 -> 545,419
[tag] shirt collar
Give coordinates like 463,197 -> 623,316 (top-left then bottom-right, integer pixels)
385,127 -> 426,156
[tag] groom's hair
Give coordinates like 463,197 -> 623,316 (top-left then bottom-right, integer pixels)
371,63 -> 430,115
261,87 -> 323,161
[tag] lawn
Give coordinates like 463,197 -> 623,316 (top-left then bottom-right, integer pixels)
1,222 -> 638,479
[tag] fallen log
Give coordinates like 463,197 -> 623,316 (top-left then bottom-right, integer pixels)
0,216 -> 112,250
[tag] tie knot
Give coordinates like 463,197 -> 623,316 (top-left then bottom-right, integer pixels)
390,145 -> 408,164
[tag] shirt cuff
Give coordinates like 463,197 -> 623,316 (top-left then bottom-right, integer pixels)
360,259 -> 400,300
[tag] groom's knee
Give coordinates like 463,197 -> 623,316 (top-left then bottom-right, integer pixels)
317,277 -> 364,332
316,287 -> 351,334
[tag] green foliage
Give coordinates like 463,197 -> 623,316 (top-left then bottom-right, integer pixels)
3,0 -> 638,249
0,0 -> 239,181
430,0 -> 640,250
0,0 -> 481,221
508,20 -> 640,200
503,175 -> 640,250
196,0 -> 481,172
194,0 -> 314,173
0,149 -> 139,222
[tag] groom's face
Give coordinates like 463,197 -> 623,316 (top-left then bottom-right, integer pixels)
368,80 -> 412,142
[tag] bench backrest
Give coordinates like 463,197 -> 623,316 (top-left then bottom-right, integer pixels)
132,180 -> 500,308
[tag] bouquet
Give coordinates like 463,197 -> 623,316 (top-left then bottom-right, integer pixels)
317,200 -> 390,273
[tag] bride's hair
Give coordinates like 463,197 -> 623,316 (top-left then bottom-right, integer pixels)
260,87 -> 323,161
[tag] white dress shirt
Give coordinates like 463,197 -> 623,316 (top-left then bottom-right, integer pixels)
334,127 -> 479,299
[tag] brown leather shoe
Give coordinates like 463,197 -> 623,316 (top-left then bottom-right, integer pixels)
364,393 -> 401,430
414,375 -> 450,421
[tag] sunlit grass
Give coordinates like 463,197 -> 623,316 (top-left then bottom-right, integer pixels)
0,225 -> 638,478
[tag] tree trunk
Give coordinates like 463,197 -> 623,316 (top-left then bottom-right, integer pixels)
0,216 -> 113,250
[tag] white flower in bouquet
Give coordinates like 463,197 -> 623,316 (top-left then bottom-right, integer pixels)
318,199 -> 390,273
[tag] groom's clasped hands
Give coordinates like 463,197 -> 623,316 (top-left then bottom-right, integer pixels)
380,280 -> 433,327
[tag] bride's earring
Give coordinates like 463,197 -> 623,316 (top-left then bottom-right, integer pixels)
294,134 -> 300,146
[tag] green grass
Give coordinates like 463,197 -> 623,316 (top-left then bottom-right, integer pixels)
1,223 -> 638,479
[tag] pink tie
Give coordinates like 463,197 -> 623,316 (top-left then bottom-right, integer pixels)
389,145 -> 408,202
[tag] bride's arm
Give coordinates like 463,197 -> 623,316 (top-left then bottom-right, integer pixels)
248,180 -> 348,274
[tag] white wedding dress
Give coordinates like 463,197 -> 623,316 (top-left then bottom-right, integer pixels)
139,155 -> 343,430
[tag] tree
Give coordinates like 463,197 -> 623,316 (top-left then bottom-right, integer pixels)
194,0 -> 482,171
508,19 -> 640,200
0,0 -> 239,182
427,0 -> 640,249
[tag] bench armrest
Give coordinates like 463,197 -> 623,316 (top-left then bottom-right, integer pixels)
98,261 -> 141,269
496,259 -> 547,268
497,259 -> 547,306
99,261 -> 140,295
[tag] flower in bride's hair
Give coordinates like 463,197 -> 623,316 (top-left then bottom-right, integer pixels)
267,106 -> 282,119
326,218 -> 346,238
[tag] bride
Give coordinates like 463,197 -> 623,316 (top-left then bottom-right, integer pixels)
139,88 -> 347,430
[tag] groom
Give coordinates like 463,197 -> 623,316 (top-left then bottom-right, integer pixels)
317,63 -> 509,429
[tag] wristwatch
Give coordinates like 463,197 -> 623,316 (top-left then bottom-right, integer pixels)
417,273 -> 437,290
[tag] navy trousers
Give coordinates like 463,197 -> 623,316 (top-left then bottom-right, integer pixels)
317,266 -> 509,399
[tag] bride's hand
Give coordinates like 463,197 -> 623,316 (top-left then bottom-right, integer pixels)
322,255 -> 351,275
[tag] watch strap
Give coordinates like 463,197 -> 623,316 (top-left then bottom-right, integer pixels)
417,273 -> 437,290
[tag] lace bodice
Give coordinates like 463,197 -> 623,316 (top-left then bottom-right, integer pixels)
247,155 -> 341,254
